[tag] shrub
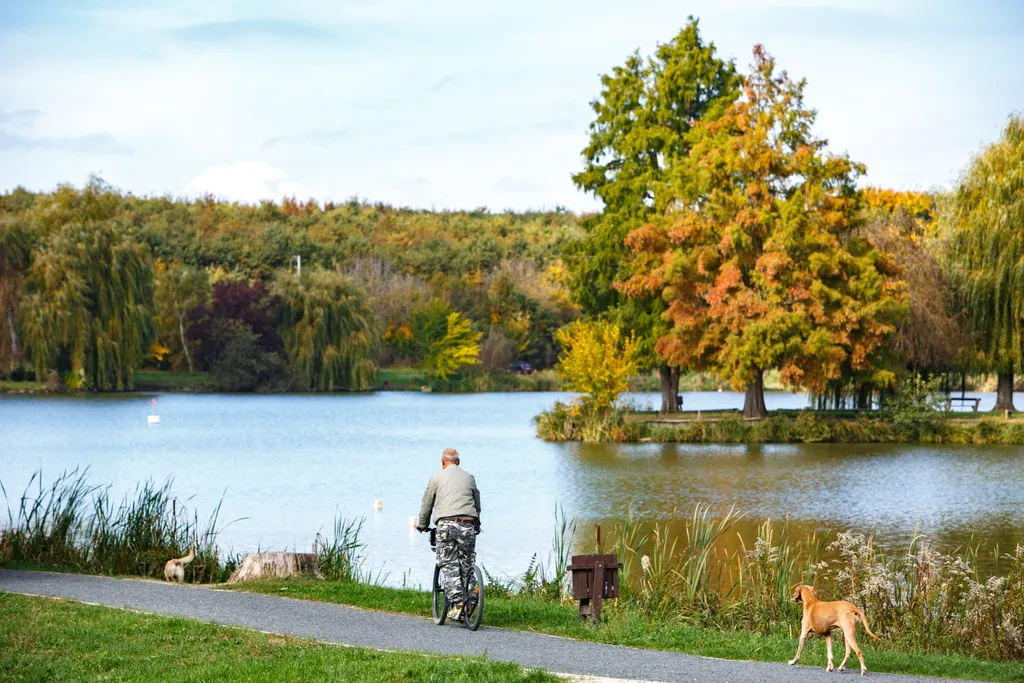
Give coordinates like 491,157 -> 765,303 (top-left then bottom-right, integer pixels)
209,319 -> 292,392
884,375 -> 944,438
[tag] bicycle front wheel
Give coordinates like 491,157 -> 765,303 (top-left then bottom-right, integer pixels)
432,564 -> 448,625
464,565 -> 484,631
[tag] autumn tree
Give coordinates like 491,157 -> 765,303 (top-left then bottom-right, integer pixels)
425,312 -> 482,380
567,18 -> 740,413
274,269 -> 379,391
620,46 -> 906,418
554,321 -> 640,410
21,220 -> 154,390
154,261 -> 210,374
947,115 -> 1024,412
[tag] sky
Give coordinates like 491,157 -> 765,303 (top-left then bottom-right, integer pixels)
0,0 -> 1021,212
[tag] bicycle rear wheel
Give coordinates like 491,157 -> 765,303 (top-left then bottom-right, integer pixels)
431,564 -> 448,625
463,565 -> 484,631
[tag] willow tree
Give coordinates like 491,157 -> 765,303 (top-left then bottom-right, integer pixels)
619,46 -> 906,418
947,115 -> 1024,412
275,269 -> 379,391
154,261 -> 210,374
0,217 -> 34,371
567,18 -> 740,413
22,220 -> 154,390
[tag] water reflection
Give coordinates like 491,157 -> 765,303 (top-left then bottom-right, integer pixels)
559,441 -> 1024,572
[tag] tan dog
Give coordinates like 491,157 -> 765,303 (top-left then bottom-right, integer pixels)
788,584 -> 880,676
163,548 -> 195,582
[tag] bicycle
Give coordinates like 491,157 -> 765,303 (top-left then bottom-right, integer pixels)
426,527 -> 483,630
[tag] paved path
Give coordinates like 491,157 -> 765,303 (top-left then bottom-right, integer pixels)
0,570 -> 981,683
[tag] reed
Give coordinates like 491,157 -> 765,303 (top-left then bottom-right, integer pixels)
1,468 -> 226,582
313,515 -> 373,584
535,402 -> 638,443
549,504 -> 576,600
567,504 -> 1024,660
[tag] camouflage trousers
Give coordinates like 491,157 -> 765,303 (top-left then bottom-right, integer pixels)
436,519 -> 477,604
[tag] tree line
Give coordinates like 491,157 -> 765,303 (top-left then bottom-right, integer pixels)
1,17 -> 1021,408
0,185 -> 580,391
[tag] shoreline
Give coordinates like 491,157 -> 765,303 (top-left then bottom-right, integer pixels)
537,407 -> 1024,445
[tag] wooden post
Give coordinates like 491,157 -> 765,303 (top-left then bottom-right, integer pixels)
592,560 -> 605,622
595,524 -> 601,553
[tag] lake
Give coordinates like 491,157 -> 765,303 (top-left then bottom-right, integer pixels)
1,390 -> 1021,587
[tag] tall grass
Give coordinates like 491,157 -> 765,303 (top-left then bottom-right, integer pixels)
0,469 -> 227,582
1,470 -> 389,588
535,402 -> 642,443
482,505 -> 577,601
537,406 -> 1024,444
313,515 -> 386,584
567,504 -> 1024,660
479,503 -> 1023,661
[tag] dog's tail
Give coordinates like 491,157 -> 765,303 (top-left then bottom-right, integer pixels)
176,547 -> 195,566
855,608 -> 881,640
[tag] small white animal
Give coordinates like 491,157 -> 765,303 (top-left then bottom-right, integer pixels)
163,547 -> 195,582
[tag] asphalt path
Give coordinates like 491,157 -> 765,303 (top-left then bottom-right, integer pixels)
0,570 -> 985,683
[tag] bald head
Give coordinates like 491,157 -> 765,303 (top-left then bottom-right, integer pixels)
441,448 -> 460,467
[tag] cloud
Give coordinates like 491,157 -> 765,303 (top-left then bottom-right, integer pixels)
417,118 -> 582,145
263,128 -> 350,149
425,73 -> 460,94
0,109 -> 41,128
182,161 -> 303,203
0,130 -> 130,154
172,19 -> 337,45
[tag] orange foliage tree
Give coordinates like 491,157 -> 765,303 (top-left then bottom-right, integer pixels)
618,46 -> 907,417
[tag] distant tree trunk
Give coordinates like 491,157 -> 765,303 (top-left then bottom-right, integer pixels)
742,368 -> 768,419
856,385 -> 872,411
994,372 -> 1016,412
178,311 -> 194,375
659,365 -> 680,414
7,309 -> 18,360
227,552 -> 323,583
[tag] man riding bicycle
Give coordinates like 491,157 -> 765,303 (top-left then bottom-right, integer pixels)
417,447 -> 480,620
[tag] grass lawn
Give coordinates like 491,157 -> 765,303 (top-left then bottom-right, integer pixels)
0,379 -> 46,392
378,367 -> 428,390
0,592 -> 560,683
133,370 -> 209,390
220,579 -> 1024,683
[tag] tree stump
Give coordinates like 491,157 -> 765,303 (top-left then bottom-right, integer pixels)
226,552 -> 323,583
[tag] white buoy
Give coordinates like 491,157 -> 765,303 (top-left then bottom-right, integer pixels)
148,398 -> 160,425
374,500 -> 382,511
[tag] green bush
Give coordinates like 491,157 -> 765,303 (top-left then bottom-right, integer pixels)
884,376 -> 944,438
209,320 -> 293,392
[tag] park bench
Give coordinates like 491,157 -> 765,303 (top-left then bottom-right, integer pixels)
945,395 -> 981,412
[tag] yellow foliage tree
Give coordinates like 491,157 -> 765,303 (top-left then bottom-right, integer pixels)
426,312 -> 482,380
555,321 -> 640,410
